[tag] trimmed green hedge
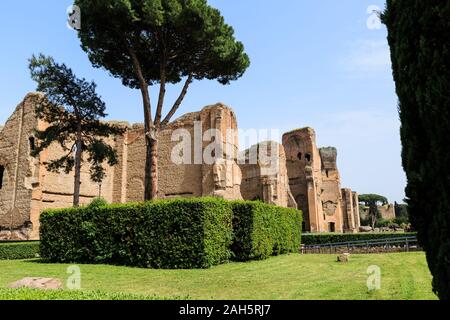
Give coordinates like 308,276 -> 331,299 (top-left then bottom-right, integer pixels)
40,198 -> 303,268
0,242 -> 40,260
231,201 -> 302,261
40,198 -> 233,269
0,288 -> 186,300
302,232 -> 418,246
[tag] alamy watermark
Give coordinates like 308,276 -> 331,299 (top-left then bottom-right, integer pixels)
367,265 -> 381,291
66,265 -> 81,290
171,124 -> 282,176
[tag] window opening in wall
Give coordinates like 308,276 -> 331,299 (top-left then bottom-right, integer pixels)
329,222 -> 336,233
29,137 -> 36,153
0,165 -> 5,190
305,153 -> 312,162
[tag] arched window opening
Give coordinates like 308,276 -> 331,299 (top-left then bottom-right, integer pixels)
297,152 -> 302,160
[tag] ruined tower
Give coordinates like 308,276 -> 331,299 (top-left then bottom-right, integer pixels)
319,147 -> 344,233
283,128 -> 325,232
282,128 -> 358,233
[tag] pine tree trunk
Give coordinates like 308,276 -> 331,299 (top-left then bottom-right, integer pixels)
73,127 -> 82,207
144,135 -> 158,201
128,48 -> 159,201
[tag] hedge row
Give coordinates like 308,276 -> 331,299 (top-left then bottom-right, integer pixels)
232,201 -> 302,261
302,232 -> 418,246
40,198 -> 233,269
0,242 -> 40,260
40,198 -> 303,269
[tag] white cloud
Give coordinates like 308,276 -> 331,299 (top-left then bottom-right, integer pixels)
342,40 -> 392,74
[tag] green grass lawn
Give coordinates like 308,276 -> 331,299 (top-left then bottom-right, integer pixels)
0,252 -> 437,300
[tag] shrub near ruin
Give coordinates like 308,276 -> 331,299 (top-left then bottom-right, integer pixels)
40,199 -> 303,268
40,198 -> 233,269
231,201 -> 303,261
0,242 -> 40,260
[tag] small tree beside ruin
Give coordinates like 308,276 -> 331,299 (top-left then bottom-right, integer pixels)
74,0 -> 250,201
359,194 -> 388,228
29,54 -> 125,207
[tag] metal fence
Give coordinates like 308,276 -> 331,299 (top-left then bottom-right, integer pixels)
302,236 -> 421,254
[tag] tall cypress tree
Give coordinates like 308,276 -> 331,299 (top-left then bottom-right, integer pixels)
382,0 -> 450,300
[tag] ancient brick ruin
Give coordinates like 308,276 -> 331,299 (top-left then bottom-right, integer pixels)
0,93 -> 360,240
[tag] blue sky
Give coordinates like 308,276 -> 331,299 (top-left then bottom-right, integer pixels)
0,0 -> 406,203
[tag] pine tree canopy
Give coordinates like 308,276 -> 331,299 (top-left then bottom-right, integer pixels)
75,0 -> 250,90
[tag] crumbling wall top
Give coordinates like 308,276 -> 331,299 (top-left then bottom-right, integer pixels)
283,127 -> 316,138
319,147 -> 338,170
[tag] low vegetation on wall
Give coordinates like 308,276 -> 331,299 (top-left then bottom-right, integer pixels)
40,198 -> 303,269
0,242 -> 40,260
302,232 -> 418,246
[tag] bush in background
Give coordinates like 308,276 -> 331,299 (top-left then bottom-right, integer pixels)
87,197 -> 109,208
0,242 -> 40,260
302,232 -> 417,246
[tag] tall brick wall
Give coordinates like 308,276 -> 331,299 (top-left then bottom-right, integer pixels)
0,93 -> 118,239
282,128 -> 359,233
319,147 -> 344,233
0,93 -> 361,239
239,141 -> 296,208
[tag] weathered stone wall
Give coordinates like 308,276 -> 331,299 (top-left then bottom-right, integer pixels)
0,93 -> 118,240
283,128 -> 329,232
0,96 -> 244,239
319,147 -> 344,233
361,204 -> 396,222
352,192 -> 361,229
239,141 -> 296,208
0,93 -> 361,238
116,104 -> 242,201
198,104 -> 242,200
282,128 -> 358,233
363,204 -> 395,220
378,204 -> 396,220
0,93 -> 40,240
341,188 -> 359,233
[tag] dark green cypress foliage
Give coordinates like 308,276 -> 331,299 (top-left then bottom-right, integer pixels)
382,0 -> 450,300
